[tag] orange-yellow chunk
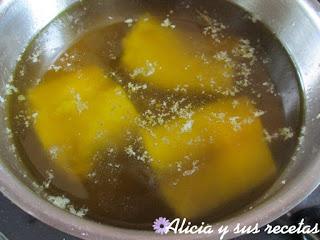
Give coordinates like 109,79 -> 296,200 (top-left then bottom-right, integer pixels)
27,66 -> 138,177
142,97 -> 276,218
121,16 -> 234,93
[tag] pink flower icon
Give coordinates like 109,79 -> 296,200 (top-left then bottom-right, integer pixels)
153,217 -> 170,235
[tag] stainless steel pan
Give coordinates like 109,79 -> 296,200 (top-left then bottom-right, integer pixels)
0,0 -> 320,239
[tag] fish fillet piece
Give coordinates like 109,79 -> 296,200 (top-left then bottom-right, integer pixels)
142,97 -> 276,218
121,16 -> 234,93
27,66 -> 138,177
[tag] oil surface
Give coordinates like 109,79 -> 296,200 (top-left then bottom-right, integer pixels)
7,0 -> 300,229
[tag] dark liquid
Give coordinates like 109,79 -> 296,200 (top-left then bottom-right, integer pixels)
8,0 -> 301,229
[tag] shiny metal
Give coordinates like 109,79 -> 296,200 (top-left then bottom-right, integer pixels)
0,0 -> 320,239
0,232 -> 9,240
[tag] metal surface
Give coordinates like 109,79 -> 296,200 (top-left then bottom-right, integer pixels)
3,189 -> 320,240
0,0 -> 320,239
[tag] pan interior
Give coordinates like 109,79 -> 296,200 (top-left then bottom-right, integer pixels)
5,0 -> 302,230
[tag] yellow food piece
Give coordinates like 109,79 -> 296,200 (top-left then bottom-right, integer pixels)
121,16 -> 234,93
142,97 -> 276,218
27,66 -> 138,177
